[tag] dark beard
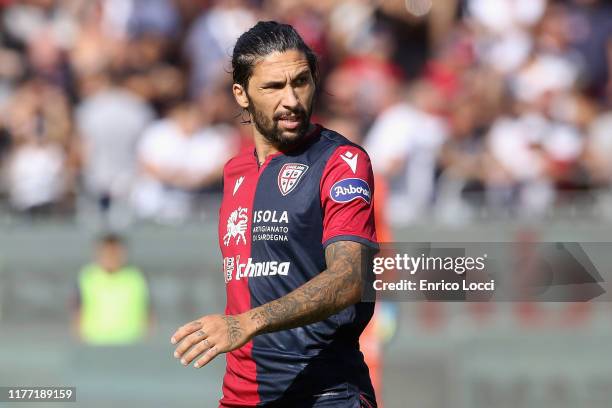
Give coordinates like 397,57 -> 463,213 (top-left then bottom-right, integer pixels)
247,98 -> 313,150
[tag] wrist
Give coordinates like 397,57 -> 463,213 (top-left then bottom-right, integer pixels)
240,310 -> 263,339
245,308 -> 269,337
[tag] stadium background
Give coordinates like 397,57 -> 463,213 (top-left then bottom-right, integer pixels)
1,0 -> 612,407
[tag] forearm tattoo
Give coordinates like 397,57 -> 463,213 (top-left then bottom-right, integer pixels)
249,241 -> 365,334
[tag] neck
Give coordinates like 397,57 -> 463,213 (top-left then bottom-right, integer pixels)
253,123 -> 315,165
253,134 -> 279,166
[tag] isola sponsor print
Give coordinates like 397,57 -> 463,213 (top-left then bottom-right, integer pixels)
330,178 -> 371,204
252,210 -> 290,241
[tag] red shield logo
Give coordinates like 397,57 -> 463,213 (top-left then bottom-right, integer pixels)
278,163 -> 309,196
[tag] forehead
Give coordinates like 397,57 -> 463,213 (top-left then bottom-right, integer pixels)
250,49 -> 311,82
98,241 -> 122,250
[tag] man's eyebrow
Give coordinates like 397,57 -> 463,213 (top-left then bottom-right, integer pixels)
292,70 -> 311,80
259,70 -> 311,88
260,79 -> 286,88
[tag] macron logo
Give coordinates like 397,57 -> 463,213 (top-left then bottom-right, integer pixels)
233,176 -> 245,196
340,151 -> 358,174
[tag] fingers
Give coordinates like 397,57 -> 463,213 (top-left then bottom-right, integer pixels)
180,337 -> 213,367
194,345 -> 220,368
171,314 -> 232,369
170,320 -> 203,345
173,327 -> 209,359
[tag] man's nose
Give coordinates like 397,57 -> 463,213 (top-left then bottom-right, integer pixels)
280,85 -> 299,108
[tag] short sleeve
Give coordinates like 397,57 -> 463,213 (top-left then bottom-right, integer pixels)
320,145 -> 378,249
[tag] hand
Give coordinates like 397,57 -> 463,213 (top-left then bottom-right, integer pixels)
170,313 -> 254,368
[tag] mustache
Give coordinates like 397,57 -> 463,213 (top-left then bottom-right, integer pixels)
274,107 -> 307,121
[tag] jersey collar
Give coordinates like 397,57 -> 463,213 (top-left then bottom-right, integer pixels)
253,123 -> 322,168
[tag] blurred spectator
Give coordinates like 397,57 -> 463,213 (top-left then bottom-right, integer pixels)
69,1 -> 121,78
0,0 -> 611,224
564,0 -> 612,101
2,0 -> 78,50
327,0 -> 377,62
130,103 -> 237,222
467,0 -> 547,32
2,79 -> 73,214
5,136 -> 66,214
127,0 -> 180,39
184,0 -> 255,97
585,111 -> 612,185
365,81 -> 448,224
25,25 -> 76,96
510,4 -> 581,104
263,0 -> 328,63
466,0 -> 546,74
485,104 -> 583,215
72,233 -> 153,345
435,95 -> 488,221
376,0 -> 460,78
75,70 -> 154,223
324,52 -> 404,127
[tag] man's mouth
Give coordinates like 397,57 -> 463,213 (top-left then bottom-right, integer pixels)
277,114 -> 302,130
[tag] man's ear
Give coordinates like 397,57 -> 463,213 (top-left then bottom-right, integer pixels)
233,84 -> 249,109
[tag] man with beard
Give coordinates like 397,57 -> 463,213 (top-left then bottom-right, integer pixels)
171,21 -> 378,408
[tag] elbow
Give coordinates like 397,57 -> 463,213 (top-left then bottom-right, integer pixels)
352,278 -> 364,304
340,274 -> 364,309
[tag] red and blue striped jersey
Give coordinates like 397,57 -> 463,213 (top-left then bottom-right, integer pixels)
218,124 -> 377,407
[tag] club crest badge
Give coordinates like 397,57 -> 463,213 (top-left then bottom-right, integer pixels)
278,163 -> 309,196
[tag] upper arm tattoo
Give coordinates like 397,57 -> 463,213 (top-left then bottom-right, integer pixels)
248,241 -> 367,334
324,240 -> 363,292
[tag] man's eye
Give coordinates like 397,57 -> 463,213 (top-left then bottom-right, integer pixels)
264,84 -> 284,90
294,78 -> 307,86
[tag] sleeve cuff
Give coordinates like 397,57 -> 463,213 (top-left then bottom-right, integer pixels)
322,234 -> 380,250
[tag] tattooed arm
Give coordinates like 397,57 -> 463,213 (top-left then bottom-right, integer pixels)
171,240 -> 369,368
246,240 -> 366,335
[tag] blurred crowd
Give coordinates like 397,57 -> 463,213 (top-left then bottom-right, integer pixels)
0,0 -> 611,227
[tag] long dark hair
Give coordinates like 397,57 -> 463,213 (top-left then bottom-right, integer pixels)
231,21 -> 319,90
